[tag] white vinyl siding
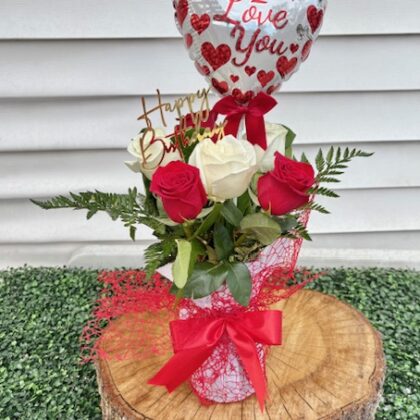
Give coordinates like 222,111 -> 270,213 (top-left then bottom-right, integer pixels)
1,1 -> 419,268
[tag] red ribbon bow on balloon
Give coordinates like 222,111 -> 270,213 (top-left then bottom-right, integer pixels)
212,92 -> 278,150
148,310 -> 282,411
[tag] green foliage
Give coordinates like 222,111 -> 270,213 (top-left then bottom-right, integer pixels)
237,191 -> 253,216
0,267 -> 101,419
283,125 -> 296,158
315,147 -> 373,182
303,202 -> 331,215
172,240 -> 193,288
182,262 -> 227,299
192,203 -> 223,239
32,188 -> 167,240
30,145 -> 374,307
142,176 -> 158,217
173,128 -> 198,163
310,146 -> 374,213
214,223 -> 234,261
172,239 -> 204,288
1,267 -> 418,418
289,221 -> 312,241
311,186 -> 340,199
221,200 -> 243,227
240,213 -> 282,245
144,239 -> 177,279
225,262 -> 252,307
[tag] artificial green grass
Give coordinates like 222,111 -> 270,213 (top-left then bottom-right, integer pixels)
0,267 -> 419,419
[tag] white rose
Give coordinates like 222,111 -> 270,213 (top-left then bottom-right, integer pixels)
245,122 -> 289,172
189,135 -> 258,202
125,128 -> 181,179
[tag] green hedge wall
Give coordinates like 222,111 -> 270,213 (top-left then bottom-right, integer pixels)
0,267 -> 419,419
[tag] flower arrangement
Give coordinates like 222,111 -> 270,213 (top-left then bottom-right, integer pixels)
32,0 -> 375,409
33,97 -> 371,405
34,109 -> 370,306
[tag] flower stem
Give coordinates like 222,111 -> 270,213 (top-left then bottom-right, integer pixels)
235,233 -> 248,247
182,224 -> 193,240
192,203 -> 222,239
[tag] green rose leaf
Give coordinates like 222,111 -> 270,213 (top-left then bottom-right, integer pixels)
172,239 -> 205,288
276,214 -> 299,233
192,203 -> 223,239
183,262 -> 228,299
283,125 -> 296,158
237,191 -> 252,215
240,213 -> 282,245
226,262 -> 252,306
221,200 -> 243,227
214,223 -> 234,261
172,239 -> 192,289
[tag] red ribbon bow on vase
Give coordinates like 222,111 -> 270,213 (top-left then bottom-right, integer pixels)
148,310 -> 282,410
212,92 -> 278,150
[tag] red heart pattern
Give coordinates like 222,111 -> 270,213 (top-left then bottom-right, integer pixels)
302,40 -> 313,62
257,70 -> 275,87
267,84 -> 281,95
191,14 -> 210,35
176,0 -> 189,27
184,34 -> 193,48
173,0 -> 326,100
276,56 -> 298,78
195,62 -> 210,76
232,88 -> 255,104
202,42 -> 232,71
245,66 -> 257,76
307,6 -> 324,34
290,43 -> 299,54
212,78 -> 229,94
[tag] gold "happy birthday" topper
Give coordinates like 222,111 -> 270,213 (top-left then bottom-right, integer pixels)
135,89 -> 226,166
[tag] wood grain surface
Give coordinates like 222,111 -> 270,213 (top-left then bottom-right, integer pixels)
96,290 -> 385,419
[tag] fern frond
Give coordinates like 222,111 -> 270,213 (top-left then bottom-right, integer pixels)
312,146 -> 373,195
32,188 -> 166,240
144,240 -> 177,279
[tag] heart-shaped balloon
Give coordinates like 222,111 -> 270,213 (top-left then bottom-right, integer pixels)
173,0 -> 327,103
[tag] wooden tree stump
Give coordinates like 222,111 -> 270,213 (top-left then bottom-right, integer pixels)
95,290 -> 385,419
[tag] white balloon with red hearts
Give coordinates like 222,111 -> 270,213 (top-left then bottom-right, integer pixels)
173,0 -> 327,103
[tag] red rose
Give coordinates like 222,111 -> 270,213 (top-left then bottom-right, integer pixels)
150,161 -> 208,223
258,153 -> 315,215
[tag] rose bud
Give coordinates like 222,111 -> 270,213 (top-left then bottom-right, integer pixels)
258,152 -> 315,215
150,161 -> 208,223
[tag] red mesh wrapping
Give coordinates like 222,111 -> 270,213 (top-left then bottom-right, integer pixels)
81,271 -> 177,363
81,210 -> 320,404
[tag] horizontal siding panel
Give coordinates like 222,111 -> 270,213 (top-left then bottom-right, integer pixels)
2,235 -> 420,270
309,187 -> 420,235
1,3 -> 419,265
303,231 -> 420,251
0,188 -> 418,243
1,91 -> 420,151
0,200 -> 153,243
1,36 -> 420,97
0,242 -> 151,270
1,142 -> 419,199
1,0 -> 419,39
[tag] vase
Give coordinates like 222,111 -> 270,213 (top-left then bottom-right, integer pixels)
179,275 -> 266,403
157,235 -> 303,404
181,236 -> 301,403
